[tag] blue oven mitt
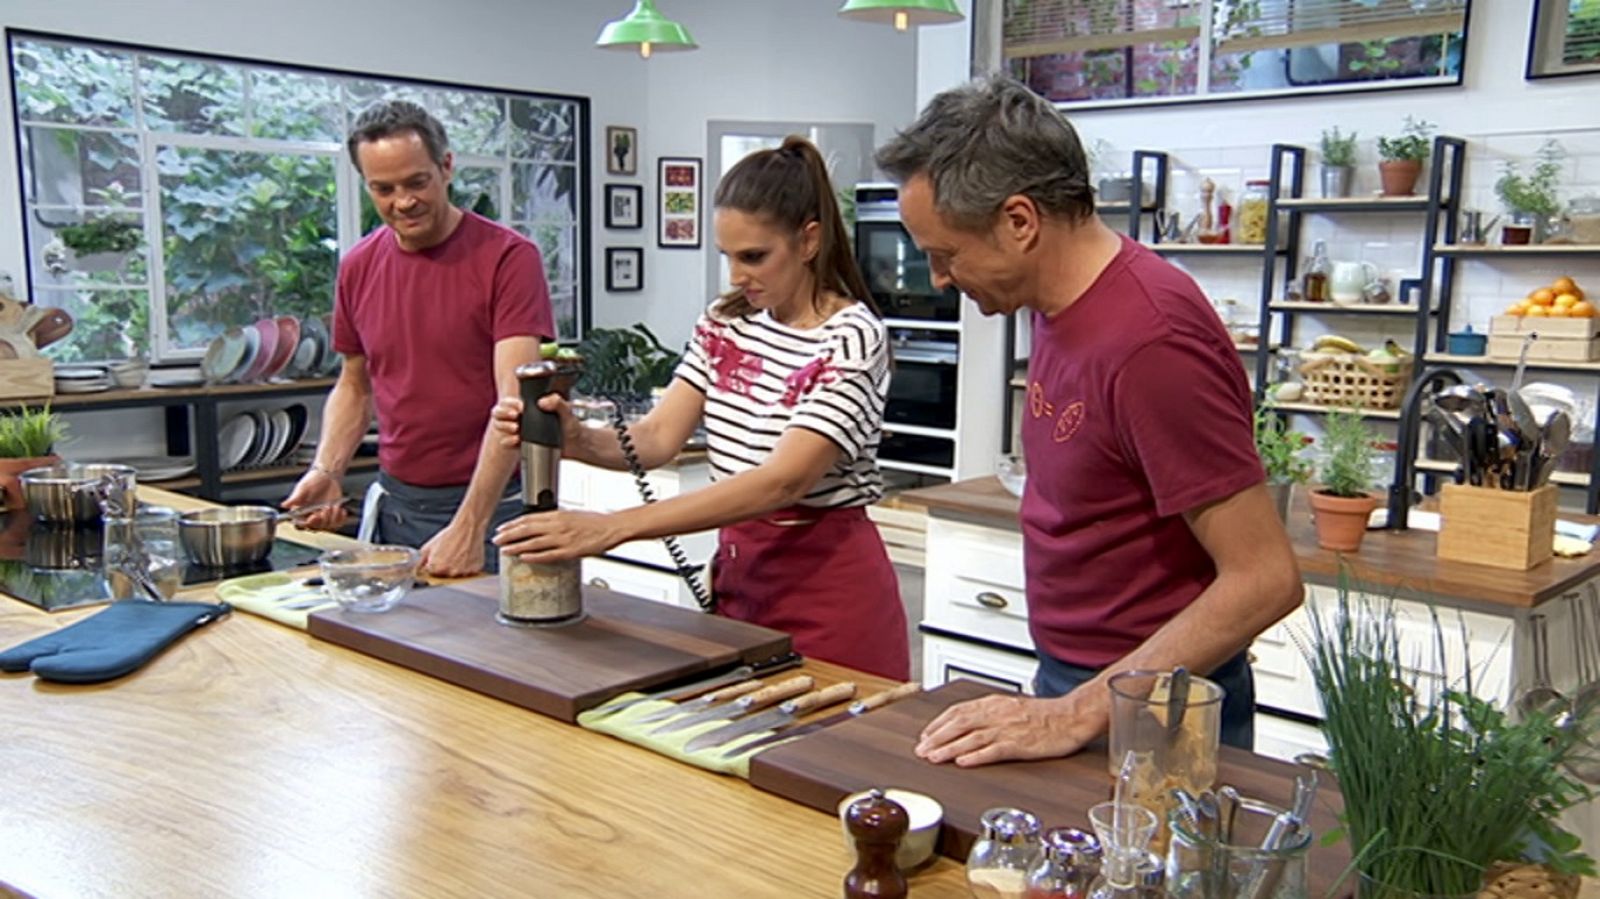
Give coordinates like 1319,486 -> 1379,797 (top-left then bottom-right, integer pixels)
0,600 -> 231,684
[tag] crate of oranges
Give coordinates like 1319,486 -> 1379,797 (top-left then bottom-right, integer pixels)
1490,276 -> 1598,360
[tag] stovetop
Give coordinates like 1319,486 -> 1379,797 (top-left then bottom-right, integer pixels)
0,513 -> 325,612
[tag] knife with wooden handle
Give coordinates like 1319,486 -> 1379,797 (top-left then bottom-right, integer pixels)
631,678 -> 767,725
587,651 -> 802,720
721,681 -> 923,759
650,675 -> 815,735
684,682 -> 858,754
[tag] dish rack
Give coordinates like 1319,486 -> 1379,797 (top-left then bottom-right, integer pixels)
1298,353 -> 1414,410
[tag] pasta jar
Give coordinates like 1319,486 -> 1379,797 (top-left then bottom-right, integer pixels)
1236,179 -> 1272,245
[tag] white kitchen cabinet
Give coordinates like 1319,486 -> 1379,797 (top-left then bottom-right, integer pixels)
922,632 -> 1038,695
922,517 -> 1031,652
559,456 -> 713,610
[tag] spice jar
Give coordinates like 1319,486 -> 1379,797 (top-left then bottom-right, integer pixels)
1236,179 -> 1271,245
1025,827 -> 1101,899
968,807 -> 1044,899
1567,195 -> 1600,245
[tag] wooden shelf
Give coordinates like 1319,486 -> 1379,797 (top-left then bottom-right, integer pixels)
220,457 -> 378,488
1276,195 -> 1431,212
1270,401 -> 1402,420
1432,244 -> 1600,258
1270,302 -> 1421,316
1426,353 -> 1600,374
1096,201 -> 1158,213
1149,243 -> 1279,256
0,377 -> 336,412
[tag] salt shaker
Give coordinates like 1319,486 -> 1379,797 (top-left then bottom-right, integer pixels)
843,788 -> 909,899
1025,827 -> 1102,899
967,807 -> 1044,899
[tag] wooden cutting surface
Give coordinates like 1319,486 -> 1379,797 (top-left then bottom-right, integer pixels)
903,476 -> 1600,608
752,679 -> 1350,895
307,576 -> 793,722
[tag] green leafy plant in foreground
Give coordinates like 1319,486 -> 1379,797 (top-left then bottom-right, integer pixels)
0,406 -> 67,459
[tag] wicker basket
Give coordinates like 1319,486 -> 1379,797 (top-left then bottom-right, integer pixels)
1477,863 -> 1580,899
1298,352 -> 1414,410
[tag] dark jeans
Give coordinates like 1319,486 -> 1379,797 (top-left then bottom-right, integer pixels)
1034,650 -> 1256,751
374,471 -> 523,574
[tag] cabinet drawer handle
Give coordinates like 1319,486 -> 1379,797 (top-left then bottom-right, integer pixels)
588,577 -> 610,590
975,591 -> 1008,610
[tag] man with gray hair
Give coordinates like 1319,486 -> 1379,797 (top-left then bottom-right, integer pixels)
878,75 -> 1302,767
284,100 -> 553,575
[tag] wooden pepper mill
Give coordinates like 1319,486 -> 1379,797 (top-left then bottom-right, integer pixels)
844,788 -> 910,899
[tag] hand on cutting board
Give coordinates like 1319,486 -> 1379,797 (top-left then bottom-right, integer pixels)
494,509 -> 628,564
914,693 -> 1103,767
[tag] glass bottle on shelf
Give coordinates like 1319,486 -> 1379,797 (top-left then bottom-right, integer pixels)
967,807 -> 1044,899
1302,240 -> 1331,303
1236,179 -> 1271,245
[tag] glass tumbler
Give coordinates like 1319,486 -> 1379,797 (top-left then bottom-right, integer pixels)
1166,799 -> 1311,899
103,505 -> 183,600
1107,670 -> 1225,849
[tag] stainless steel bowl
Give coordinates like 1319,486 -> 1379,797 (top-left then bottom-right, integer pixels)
20,463 -> 138,524
178,506 -> 278,568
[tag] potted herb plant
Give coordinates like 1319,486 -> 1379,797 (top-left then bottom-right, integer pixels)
1495,140 -> 1566,245
1306,586 -> 1593,899
55,217 -> 141,272
1308,409 -> 1378,552
1375,117 -> 1436,197
574,324 -> 682,419
1320,127 -> 1359,199
0,406 -> 67,514
1255,406 -> 1312,522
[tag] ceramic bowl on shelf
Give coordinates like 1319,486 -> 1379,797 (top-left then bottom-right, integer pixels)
996,454 -> 1026,497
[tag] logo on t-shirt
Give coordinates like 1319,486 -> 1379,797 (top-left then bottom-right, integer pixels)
698,322 -> 764,396
1030,381 -> 1085,444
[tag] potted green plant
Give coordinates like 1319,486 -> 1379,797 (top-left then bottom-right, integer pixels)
1495,140 -> 1566,245
1306,586 -> 1593,899
1375,117 -> 1436,197
0,405 -> 67,514
1320,127 -> 1359,199
55,217 -> 140,273
573,324 -> 682,417
1255,406 -> 1312,522
1308,409 -> 1379,552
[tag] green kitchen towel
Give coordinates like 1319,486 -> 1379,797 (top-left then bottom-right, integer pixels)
577,695 -> 779,779
215,572 -> 336,630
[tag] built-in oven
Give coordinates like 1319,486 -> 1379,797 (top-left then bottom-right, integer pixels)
879,327 -> 959,473
855,183 -> 960,323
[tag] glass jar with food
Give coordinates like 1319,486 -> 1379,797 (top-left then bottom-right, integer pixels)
967,807 -> 1044,899
1236,179 -> 1271,245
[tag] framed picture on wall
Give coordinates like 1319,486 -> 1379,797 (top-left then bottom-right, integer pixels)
606,126 -> 638,175
605,184 -> 643,229
606,247 -> 643,292
657,157 -> 702,249
1526,0 -> 1600,79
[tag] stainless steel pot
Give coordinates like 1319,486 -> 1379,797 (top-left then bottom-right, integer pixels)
20,463 -> 137,524
24,523 -> 104,570
178,506 -> 278,568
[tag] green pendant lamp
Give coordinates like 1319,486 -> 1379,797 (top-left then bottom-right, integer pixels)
838,0 -> 964,32
596,0 -> 697,59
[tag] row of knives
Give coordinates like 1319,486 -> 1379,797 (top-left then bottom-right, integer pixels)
590,658 -> 922,759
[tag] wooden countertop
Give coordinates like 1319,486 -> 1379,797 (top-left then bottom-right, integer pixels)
902,477 -> 1600,609
0,489 -> 972,898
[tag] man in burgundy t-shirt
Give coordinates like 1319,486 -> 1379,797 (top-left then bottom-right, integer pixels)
284,101 -> 553,576
878,75 -> 1303,767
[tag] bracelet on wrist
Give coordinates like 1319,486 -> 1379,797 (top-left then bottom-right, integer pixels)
310,462 -> 344,480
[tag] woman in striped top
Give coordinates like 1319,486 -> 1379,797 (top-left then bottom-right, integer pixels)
491,136 -> 909,680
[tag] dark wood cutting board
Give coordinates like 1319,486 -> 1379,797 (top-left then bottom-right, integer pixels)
750,680 -> 1350,895
308,577 -> 792,723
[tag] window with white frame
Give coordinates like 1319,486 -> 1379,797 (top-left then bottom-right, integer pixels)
994,0 -> 1469,108
9,32 -> 588,363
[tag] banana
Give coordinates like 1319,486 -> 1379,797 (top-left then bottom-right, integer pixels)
1311,335 -> 1365,354
1384,338 -> 1412,358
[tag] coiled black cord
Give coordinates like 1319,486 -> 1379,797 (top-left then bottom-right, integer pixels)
608,400 -> 714,612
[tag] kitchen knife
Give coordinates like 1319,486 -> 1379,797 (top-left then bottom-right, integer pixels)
684,682 -> 857,754
721,681 -> 923,759
630,678 -> 768,725
586,651 -> 802,720
650,675 -> 815,735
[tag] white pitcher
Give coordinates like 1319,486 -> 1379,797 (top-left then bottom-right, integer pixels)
1329,261 -> 1379,303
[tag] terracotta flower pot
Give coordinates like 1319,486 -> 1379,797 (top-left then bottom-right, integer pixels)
1309,489 -> 1378,552
0,454 -> 61,514
1378,159 -> 1423,197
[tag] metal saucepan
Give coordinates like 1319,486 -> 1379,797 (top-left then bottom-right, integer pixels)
178,499 -> 351,568
19,463 -> 137,524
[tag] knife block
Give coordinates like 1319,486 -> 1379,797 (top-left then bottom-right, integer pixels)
1437,483 -> 1557,570
0,359 -> 53,401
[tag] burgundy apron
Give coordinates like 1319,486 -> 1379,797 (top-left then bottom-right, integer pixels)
713,505 -> 910,680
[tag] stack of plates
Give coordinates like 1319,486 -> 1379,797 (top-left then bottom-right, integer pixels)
199,315 -> 335,385
77,455 -> 197,482
54,364 -> 112,393
148,367 -> 206,388
218,403 -> 310,471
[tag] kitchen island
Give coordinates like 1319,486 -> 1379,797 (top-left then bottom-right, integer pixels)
0,488 -> 973,898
